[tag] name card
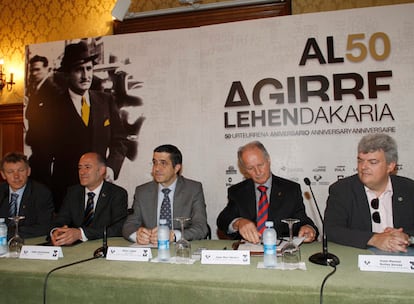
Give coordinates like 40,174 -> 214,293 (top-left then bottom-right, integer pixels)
106,246 -> 152,261
20,245 -> 63,260
358,255 -> 414,273
201,250 -> 250,265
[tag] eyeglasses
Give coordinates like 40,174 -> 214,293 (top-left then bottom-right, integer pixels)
151,160 -> 171,168
370,198 -> 381,223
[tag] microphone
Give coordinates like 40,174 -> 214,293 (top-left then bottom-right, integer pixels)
304,177 -> 340,266
93,210 -> 132,258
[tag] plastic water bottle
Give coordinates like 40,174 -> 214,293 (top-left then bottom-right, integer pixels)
158,219 -> 170,261
263,221 -> 277,267
0,218 -> 7,256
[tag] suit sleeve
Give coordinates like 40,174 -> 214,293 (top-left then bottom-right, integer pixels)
216,187 -> 243,239
324,182 -> 373,249
51,189 -> 77,230
19,183 -> 55,238
288,183 -> 319,237
84,185 -> 128,240
182,182 -> 208,241
122,186 -> 144,240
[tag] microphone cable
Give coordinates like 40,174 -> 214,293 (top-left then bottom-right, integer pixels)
43,254 -> 102,304
319,259 -> 337,304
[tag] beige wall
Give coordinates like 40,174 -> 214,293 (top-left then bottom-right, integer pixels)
0,0 -> 412,104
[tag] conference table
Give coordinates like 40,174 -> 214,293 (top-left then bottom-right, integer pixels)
0,237 -> 412,304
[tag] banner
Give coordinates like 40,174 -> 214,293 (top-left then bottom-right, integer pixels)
25,4 -> 414,237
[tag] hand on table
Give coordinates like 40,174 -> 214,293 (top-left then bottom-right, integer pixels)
368,227 -> 409,252
298,224 -> 317,243
51,225 -> 82,246
233,218 -> 261,244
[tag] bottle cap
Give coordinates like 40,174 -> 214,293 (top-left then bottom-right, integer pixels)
265,221 -> 273,228
160,219 -> 167,225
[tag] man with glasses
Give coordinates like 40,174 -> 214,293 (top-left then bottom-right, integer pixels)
122,144 -> 208,245
217,141 -> 318,244
325,133 -> 414,252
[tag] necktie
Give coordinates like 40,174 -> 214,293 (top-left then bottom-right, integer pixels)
160,188 -> 172,229
9,193 -> 19,217
81,95 -> 90,126
257,185 -> 269,234
83,192 -> 95,227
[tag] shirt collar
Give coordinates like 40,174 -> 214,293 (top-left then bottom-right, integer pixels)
254,175 -> 272,190
158,177 -> 178,193
69,88 -> 90,105
364,176 -> 393,198
85,181 -> 104,197
9,185 -> 26,197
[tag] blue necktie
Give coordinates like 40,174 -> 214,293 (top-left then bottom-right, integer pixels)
9,193 -> 19,217
83,192 -> 95,227
160,188 -> 172,229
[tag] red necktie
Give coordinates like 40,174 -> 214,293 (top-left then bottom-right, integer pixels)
257,185 -> 268,234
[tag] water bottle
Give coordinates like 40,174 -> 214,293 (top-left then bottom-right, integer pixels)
0,218 -> 7,256
263,221 -> 277,267
158,219 -> 170,261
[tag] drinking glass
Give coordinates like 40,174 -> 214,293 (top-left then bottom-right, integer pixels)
281,218 -> 301,264
8,215 -> 25,258
174,217 -> 191,263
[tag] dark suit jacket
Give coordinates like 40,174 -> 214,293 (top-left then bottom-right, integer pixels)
0,179 -> 54,239
52,181 -> 128,240
122,176 -> 208,241
217,174 -> 318,239
325,174 -> 414,249
25,78 -> 59,150
50,89 -> 129,209
25,78 -> 60,187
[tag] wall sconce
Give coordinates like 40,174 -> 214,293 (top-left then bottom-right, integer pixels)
0,58 -> 15,92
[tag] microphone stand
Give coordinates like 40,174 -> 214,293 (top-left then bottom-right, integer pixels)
93,226 -> 108,258
304,178 -> 340,266
93,210 -> 132,258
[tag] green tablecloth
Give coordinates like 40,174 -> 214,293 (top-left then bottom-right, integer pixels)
0,238 -> 412,303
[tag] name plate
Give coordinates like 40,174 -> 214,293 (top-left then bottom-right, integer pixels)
358,255 -> 414,273
201,250 -> 250,265
106,246 -> 152,261
20,245 -> 63,260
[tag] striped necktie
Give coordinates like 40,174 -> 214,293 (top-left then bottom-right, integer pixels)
9,193 -> 19,217
257,185 -> 268,234
83,192 -> 95,227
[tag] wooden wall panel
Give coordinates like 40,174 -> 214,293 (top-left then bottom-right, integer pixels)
114,1 -> 292,34
0,103 -> 24,156
0,103 -> 24,182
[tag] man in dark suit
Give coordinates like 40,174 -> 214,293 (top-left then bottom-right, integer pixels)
25,55 -> 60,189
123,144 -> 208,245
325,133 -> 413,252
217,141 -> 318,244
0,152 -> 54,239
51,41 -> 128,211
51,152 -> 128,246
